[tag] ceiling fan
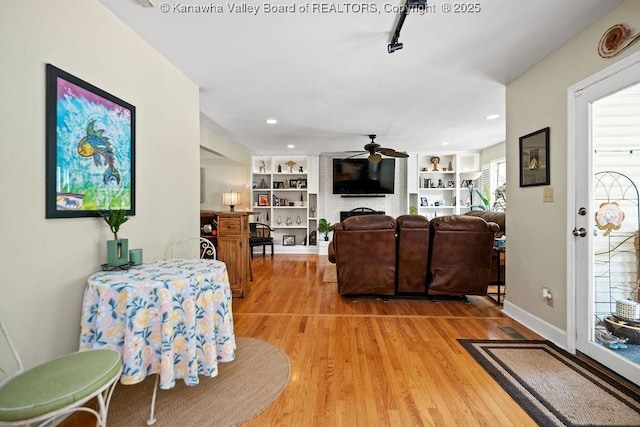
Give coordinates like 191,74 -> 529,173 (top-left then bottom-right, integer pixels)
347,135 -> 409,163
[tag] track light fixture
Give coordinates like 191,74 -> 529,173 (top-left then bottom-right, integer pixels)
387,0 -> 427,53
387,42 -> 404,53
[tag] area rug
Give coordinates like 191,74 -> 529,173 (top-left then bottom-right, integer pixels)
459,339 -> 640,426
108,337 -> 290,426
323,263 -> 337,282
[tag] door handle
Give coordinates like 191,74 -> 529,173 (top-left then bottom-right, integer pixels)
572,227 -> 587,237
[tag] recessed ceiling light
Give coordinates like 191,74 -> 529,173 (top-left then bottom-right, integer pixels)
287,144 -> 295,149
486,114 -> 500,120
265,118 -> 278,125
441,141 -> 450,146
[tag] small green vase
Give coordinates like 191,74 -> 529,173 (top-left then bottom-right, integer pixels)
107,239 -> 129,267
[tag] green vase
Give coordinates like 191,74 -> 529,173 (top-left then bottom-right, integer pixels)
107,239 -> 129,267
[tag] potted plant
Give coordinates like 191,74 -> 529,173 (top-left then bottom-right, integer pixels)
101,209 -> 130,267
318,218 -> 332,241
473,183 -> 492,211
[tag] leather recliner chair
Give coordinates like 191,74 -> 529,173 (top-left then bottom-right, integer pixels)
428,215 -> 500,296
331,215 -> 397,296
396,215 -> 430,294
464,210 -> 505,283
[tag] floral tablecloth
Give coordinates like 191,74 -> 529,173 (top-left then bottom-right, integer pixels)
80,259 -> 235,389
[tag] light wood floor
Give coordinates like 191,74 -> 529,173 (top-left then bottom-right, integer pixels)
65,254 -> 542,426
235,254 -> 540,426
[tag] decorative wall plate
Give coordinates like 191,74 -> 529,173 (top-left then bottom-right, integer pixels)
595,201 -> 625,236
598,23 -> 640,58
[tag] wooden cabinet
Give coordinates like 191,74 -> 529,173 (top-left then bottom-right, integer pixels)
201,211 -> 254,298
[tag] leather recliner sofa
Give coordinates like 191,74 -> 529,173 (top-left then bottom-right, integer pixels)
328,214 -> 500,298
464,210 -> 506,283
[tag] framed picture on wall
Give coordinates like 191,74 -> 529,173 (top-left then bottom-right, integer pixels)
283,235 -> 295,246
519,127 -> 550,187
45,64 -> 136,218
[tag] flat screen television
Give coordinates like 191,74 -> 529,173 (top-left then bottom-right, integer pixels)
332,158 -> 396,195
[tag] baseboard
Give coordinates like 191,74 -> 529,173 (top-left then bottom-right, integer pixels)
502,301 -> 569,351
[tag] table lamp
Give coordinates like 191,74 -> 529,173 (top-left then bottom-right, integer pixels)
222,191 -> 241,212
459,171 -> 482,207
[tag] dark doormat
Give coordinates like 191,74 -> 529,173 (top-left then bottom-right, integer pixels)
459,339 -> 640,426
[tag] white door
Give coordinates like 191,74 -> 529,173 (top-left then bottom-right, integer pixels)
570,53 -> 640,385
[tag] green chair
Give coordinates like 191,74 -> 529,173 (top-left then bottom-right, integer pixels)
0,320 -> 122,426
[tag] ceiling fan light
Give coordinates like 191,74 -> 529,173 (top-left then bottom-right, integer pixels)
369,153 -> 382,164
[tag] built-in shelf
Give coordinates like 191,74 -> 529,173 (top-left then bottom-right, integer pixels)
409,152 -> 480,219
251,156 -> 318,253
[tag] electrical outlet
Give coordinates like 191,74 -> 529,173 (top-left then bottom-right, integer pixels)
543,187 -> 554,202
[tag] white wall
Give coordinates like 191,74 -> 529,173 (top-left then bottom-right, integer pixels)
0,1 -> 200,368
481,142 -> 506,165
505,0 -> 640,331
199,125 -> 252,212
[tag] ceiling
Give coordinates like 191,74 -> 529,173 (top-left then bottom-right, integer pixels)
100,0 -> 622,157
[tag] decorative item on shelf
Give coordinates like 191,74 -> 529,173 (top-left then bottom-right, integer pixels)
277,164 -> 282,173
448,160 -> 453,171
420,197 -> 428,207
259,160 -> 266,173
318,218 -> 332,241
259,178 -> 268,189
459,171 -> 482,208
309,230 -> 317,245
430,156 -> 440,171
277,216 -> 282,225
409,206 -> 418,215
202,224 -> 213,234
310,207 -> 316,217
285,160 -> 296,173
100,209 -> 130,268
283,235 -> 295,246
299,166 -> 304,173
296,215 -> 301,225
437,179 -> 444,188
222,190 -> 241,212
423,178 -> 431,189
266,212 -> 270,222
286,217 -> 293,226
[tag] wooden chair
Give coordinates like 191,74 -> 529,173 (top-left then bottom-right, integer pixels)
249,223 -> 274,258
0,320 -> 122,427
171,237 -> 216,259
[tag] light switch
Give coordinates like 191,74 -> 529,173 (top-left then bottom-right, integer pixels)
543,187 -> 554,203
